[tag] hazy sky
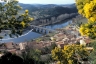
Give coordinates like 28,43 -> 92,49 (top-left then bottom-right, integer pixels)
18,0 -> 75,4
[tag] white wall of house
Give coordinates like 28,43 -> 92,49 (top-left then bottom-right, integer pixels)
19,43 -> 25,50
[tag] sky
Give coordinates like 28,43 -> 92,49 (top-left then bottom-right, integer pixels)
18,0 -> 75,4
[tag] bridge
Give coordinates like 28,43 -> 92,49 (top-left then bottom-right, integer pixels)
27,25 -> 57,34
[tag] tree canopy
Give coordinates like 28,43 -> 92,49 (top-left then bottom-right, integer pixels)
0,0 -> 33,38
0,52 -> 23,64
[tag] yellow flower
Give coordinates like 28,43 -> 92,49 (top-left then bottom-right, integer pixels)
78,9 -> 82,14
20,21 -> 25,27
21,14 -> 24,16
83,3 -> 90,18
91,28 -> 96,32
85,28 -> 89,33
79,26 -> 85,35
93,0 -> 96,3
25,13 -> 28,16
25,10 -> 29,13
83,2 -> 95,18
94,33 -> 96,36
68,60 -> 73,64
85,23 -> 89,27
86,32 -> 90,36
30,18 -> 34,21
89,17 -> 95,22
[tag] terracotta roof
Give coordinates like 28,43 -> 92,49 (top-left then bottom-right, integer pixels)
33,44 -> 43,49
4,42 -> 14,49
56,41 -> 63,44
14,44 -> 20,49
84,38 -> 91,44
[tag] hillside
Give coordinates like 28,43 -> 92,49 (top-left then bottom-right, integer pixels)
18,3 -> 78,19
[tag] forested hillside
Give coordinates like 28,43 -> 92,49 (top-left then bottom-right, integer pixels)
18,3 -> 78,19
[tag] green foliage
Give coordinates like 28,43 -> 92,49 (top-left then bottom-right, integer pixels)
35,38 -> 42,42
51,44 -> 89,64
28,49 -> 41,61
88,41 -> 96,64
22,48 -> 45,64
0,51 -> 45,64
30,4 -> 77,19
0,0 -> 33,38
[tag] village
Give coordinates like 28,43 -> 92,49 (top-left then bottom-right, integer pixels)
0,24 -> 92,57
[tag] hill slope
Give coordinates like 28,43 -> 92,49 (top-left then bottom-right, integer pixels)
19,3 -> 78,19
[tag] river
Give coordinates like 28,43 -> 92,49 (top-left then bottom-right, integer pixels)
0,20 -> 72,43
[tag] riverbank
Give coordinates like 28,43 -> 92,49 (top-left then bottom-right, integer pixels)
32,13 -> 78,27
0,19 -> 72,43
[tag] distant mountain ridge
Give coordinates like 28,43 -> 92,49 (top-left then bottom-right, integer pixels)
18,3 -> 76,9
18,3 -> 77,19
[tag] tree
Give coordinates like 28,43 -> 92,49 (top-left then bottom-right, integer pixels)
0,0 -> 33,38
22,48 -> 45,64
51,44 -> 89,64
0,52 -> 23,64
76,0 -> 96,39
87,41 -> 96,64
